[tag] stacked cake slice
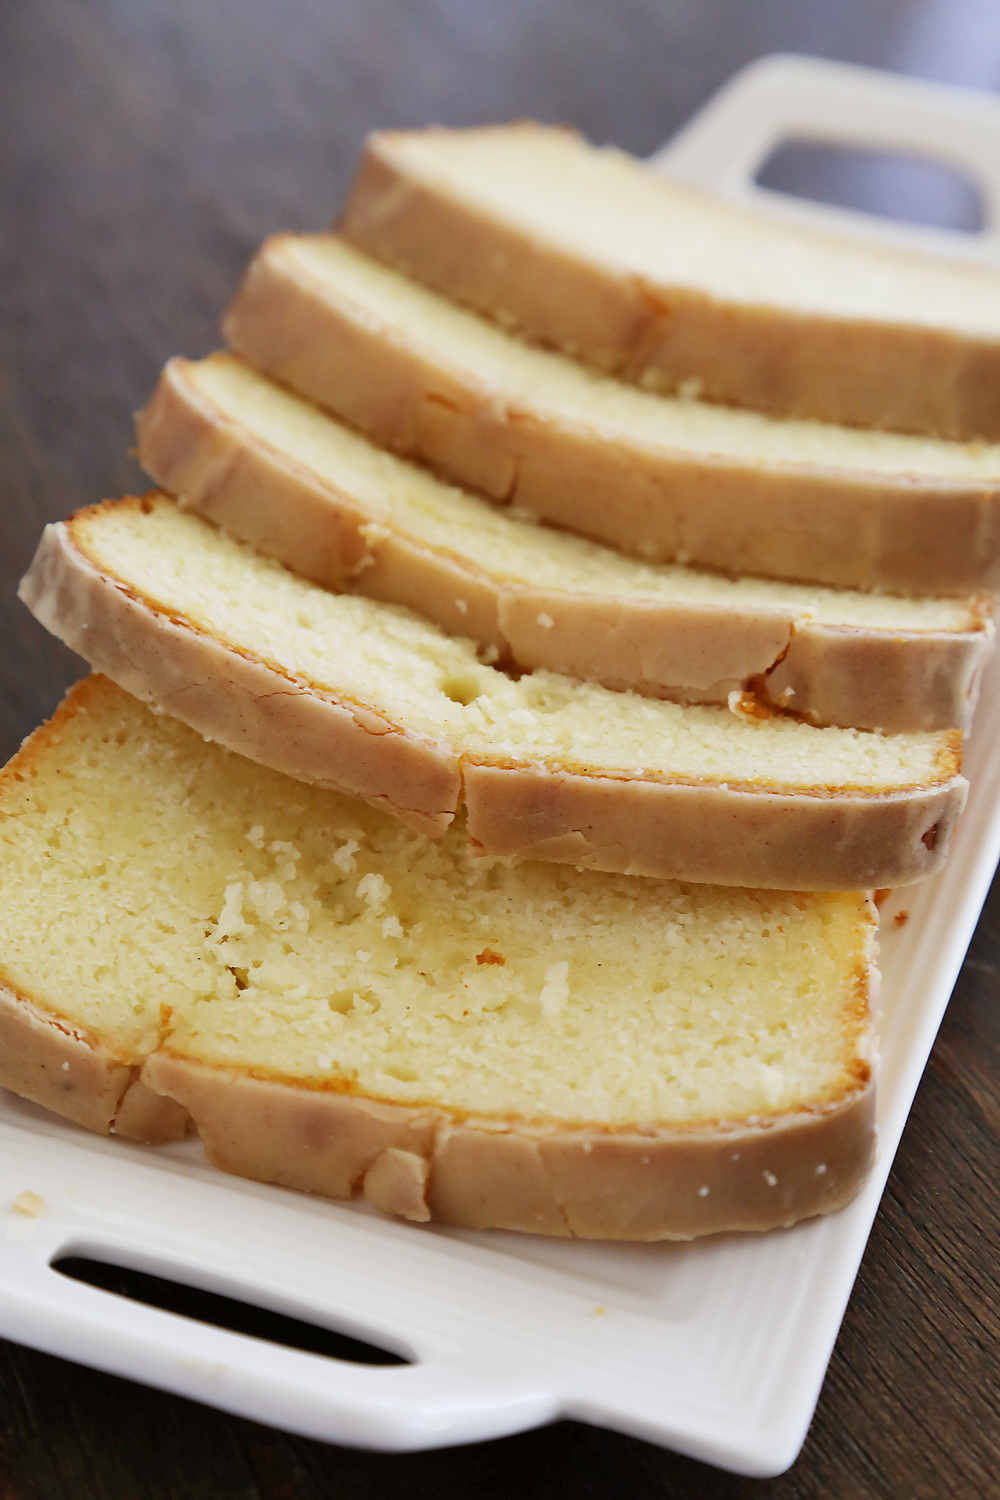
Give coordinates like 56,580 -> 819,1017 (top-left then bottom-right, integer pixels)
0,675 -> 876,1239
224,234 -> 1000,591
6,122 -> 1000,1238
137,353 -> 992,733
20,495 -> 965,889
339,121 -> 1000,437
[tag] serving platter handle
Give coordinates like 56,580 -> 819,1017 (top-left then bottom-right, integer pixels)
648,52 -> 1000,263
0,1230 -> 558,1451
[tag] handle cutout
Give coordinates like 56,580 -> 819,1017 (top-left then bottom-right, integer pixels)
52,1255 -> 408,1367
756,140 -> 985,233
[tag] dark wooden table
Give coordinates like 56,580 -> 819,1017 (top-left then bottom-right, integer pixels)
2,2 -> 999,1495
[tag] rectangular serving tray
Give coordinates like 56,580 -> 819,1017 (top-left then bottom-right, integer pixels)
3,54 -> 1000,1480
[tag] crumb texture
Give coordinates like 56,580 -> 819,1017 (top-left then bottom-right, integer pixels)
0,679 -> 874,1129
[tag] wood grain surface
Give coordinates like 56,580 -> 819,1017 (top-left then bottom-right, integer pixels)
1,2 -> 999,1495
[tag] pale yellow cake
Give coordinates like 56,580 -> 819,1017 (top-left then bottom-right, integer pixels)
0,675 -> 877,1239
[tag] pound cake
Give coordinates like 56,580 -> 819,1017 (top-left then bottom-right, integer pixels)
136,353 -> 994,733
224,236 -> 1000,593
19,495 -> 966,890
0,675 -> 877,1240
340,122 -> 1000,439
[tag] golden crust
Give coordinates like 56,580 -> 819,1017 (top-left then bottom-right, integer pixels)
0,959 -> 875,1237
461,763 -> 964,889
0,980 -> 136,1136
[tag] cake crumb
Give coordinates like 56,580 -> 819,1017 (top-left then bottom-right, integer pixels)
593,1305 -> 606,1317
540,960 -> 569,1016
763,1171 -> 778,1187
13,1191 -> 44,1218
537,612 -> 554,629
358,872 -> 390,911
727,689 -> 774,724
333,839 -> 359,874
894,910 -> 909,927
355,522 -> 390,574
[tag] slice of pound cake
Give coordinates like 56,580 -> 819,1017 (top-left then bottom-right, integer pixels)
19,495 -> 967,890
223,237 -> 1000,594
340,122 -> 1000,439
0,675 -> 877,1239
137,353 -> 994,734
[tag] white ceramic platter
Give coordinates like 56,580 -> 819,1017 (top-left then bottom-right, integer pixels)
3,53 -> 1000,1480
